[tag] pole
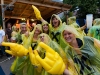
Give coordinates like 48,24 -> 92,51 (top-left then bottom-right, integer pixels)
1,0 -> 5,30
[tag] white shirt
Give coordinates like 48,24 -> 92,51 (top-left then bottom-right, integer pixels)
0,29 -> 5,43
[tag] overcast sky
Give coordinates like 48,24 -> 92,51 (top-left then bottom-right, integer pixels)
52,0 -> 63,2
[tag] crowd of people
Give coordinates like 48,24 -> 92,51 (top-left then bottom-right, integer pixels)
0,5 -> 100,75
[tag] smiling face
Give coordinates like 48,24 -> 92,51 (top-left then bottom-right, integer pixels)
34,27 -> 41,35
52,17 -> 60,28
39,35 -> 45,42
38,33 -> 51,44
20,25 -> 27,34
42,24 -> 49,32
63,30 -> 76,43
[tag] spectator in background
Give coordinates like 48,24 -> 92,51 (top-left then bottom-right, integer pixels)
11,26 -> 18,43
5,23 -> 12,42
5,23 -> 12,57
0,25 -> 5,58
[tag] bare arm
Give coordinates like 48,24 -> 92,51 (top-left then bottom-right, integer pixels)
80,24 -> 87,31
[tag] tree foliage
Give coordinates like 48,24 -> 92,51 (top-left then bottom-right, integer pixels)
63,0 -> 100,18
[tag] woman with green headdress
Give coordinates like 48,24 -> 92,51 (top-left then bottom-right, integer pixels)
49,14 -> 65,43
49,14 -> 68,50
88,18 -> 100,40
61,25 -> 100,75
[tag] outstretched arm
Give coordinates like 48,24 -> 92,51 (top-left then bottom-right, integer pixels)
32,5 -> 46,23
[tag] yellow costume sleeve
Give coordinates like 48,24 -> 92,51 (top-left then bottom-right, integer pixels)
32,5 -> 42,20
94,38 -> 100,53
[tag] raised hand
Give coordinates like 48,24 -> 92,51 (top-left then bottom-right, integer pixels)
2,42 -> 28,57
34,42 -> 66,74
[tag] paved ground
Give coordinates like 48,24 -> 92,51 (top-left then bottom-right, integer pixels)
0,55 -> 14,75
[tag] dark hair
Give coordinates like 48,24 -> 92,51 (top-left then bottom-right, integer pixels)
51,15 -> 60,27
7,22 -> 12,25
42,24 -> 49,34
51,15 -> 56,21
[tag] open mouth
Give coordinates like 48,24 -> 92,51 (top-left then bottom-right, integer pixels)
53,22 -> 57,25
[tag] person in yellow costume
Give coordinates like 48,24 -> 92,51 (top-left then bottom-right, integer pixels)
31,24 -> 42,50
68,16 -> 87,38
49,14 -> 65,43
61,25 -> 100,75
88,18 -> 100,40
10,24 -> 42,75
11,26 -> 18,43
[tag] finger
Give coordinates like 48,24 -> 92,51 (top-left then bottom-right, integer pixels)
5,50 -> 14,55
29,50 -> 38,66
39,42 -> 55,54
2,42 -> 15,47
58,63 -> 66,74
34,50 -> 39,56
17,46 -> 28,56
34,50 -> 55,67
48,58 -> 65,74
29,47 -> 33,53
36,54 -> 51,71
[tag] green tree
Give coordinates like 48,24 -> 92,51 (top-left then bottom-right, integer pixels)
63,0 -> 99,18
63,0 -> 80,11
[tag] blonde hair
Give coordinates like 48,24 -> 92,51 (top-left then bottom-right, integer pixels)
62,25 -> 79,37
93,18 -> 100,25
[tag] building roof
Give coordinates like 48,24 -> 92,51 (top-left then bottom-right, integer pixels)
0,0 -> 72,20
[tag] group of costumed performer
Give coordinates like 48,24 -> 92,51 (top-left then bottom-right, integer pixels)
1,5 -> 100,75
32,5 -> 67,50
2,33 -> 77,75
